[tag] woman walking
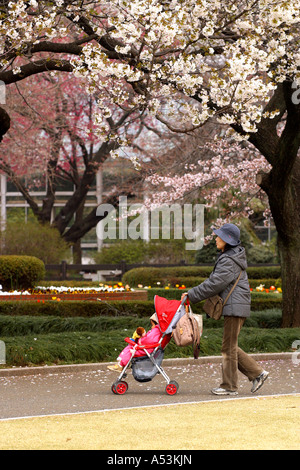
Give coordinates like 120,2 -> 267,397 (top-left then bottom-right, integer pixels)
182,223 -> 269,395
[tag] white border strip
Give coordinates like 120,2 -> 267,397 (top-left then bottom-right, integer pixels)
0,393 -> 299,422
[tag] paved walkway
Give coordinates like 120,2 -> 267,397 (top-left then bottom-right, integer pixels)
0,353 -> 299,420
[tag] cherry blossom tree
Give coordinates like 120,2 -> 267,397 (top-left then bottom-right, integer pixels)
144,133 -> 271,223
0,1 -> 300,325
0,73 -> 145,262
72,0 -> 300,328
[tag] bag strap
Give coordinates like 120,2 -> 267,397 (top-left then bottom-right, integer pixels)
223,271 -> 242,307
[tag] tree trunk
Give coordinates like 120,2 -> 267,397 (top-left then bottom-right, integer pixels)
71,197 -> 85,264
252,82 -> 300,328
72,239 -> 82,265
278,236 -> 300,327
0,108 -> 10,142
266,157 -> 300,327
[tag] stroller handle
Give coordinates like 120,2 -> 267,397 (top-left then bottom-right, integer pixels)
180,294 -> 189,307
124,337 -> 137,346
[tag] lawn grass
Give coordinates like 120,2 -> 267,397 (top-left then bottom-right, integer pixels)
0,395 -> 299,450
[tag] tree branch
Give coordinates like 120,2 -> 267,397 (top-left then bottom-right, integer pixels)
0,59 -> 73,85
0,159 -> 40,215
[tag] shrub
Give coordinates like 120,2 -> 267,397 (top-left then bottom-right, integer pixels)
248,279 -> 282,289
247,245 -> 277,263
145,288 -> 282,312
122,265 -> 281,287
0,220 -> 69,264
122,266 -> 214,287
0,300 -> 154,318
0,295 -> 282,320
93,240 -> 146,264
246,266 -> 281,279
93,239 -> 195,264
0,310 -> 283,337
195,241 -> 219,264
244,310 -> 282,328
0,255 -> 45,290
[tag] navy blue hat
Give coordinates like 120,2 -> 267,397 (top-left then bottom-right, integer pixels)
213,223 -> 241,246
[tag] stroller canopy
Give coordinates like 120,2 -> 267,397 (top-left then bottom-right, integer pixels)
154,295 -> 185,334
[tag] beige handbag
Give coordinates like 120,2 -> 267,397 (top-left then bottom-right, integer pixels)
173,305 -> 202,358
203,272 -> 242,320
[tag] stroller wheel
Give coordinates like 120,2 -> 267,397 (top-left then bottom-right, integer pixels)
166,380 -> 179,395
112,380 -> 128,395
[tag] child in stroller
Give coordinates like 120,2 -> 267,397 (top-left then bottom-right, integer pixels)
108,295 -> 190,395
107,313 -> 161,372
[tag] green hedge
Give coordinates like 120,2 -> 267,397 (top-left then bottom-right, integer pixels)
0,300 -> 155,318
0,300 -> 297,367
1,324 -> 299,367
122,265 -> 281,287
0,255 -> 45,290
246,266 -> 281,279
144,288 -> 282,310
248,279 -> 282,289
0,310 -> 283,336
0,296 -> 282,319
122,266 -> 212,287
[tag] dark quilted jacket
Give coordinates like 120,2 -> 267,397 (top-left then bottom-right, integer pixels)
187,246 -> 251,317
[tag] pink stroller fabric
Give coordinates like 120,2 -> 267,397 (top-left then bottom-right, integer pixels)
118,324 -> 162,366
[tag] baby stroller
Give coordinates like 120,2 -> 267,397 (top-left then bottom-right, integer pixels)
111,295 -> 193,396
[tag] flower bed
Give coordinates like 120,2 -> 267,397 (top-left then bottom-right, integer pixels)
250,284 -> 282,293
0,280 -> 282,303
136,281 -> 282,294
0,283 -> 148,302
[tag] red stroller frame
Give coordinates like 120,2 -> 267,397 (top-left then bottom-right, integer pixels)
111,295 -> 188,396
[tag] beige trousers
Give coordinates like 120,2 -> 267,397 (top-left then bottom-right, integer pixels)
220,316 -> 263,392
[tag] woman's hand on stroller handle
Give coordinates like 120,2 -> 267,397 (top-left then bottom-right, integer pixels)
180,293 -> 189,304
